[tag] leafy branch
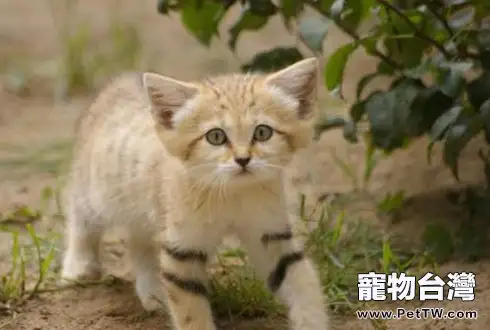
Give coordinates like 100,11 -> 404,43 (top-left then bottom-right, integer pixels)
376,0 -> 454,59
426,2 -> 454,38
304,0 -> 402,71
157,0 -> 490,183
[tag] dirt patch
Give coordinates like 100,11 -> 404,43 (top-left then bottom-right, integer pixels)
1,0 -> 488,329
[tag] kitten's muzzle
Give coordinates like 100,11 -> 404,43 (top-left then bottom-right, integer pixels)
234,157 -> 252,175
234,157 -> 251,168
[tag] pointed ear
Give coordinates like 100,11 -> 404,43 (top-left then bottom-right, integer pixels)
264,57 -> 319,119
142,72 -> 199,129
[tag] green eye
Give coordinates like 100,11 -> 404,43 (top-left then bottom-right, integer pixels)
253,124 -> 273,142
205,128 -> 228,146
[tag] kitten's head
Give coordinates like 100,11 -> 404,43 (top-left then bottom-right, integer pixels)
143,58 -> 318,187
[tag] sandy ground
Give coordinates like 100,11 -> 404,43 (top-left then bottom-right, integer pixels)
0,0 -> 489,329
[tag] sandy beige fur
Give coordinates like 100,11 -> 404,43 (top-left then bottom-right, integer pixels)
60,58 -> 329,330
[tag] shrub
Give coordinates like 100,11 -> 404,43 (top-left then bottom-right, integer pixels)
157,0 -> 490,182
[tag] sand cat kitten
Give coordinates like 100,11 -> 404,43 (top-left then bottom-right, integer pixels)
60,58 -> 329,330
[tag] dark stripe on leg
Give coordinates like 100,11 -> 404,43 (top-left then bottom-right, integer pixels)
261,231 -> 293,245
162,272 -> 208,296
267,252 -> 304,292
162,244 -> 208,263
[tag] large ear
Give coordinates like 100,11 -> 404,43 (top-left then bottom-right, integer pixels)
142,72 -> 199,129
264,57 -> 319,119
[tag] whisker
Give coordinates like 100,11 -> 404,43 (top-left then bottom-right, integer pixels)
184,162 -> 217,173
259,163 -> 286,170
217,175 -> 228,203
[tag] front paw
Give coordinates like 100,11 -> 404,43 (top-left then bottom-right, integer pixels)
59,256 -> 102,286
135,275 -> 166,311
139,296 -> 164,312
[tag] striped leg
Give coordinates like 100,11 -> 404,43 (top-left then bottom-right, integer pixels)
238,222 -> 329,330
159,227 -> 218,330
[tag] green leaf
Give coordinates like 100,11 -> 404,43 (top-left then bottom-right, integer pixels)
436,68 -> 465,98
382,10 -> 429,68
382,240 -> 393,273
448,6 -> 476,29
430,106 -> 463,141
279,0 -> 303,28
359,0 -> 376,20
478,28 -> 490,49
41,247 -> 56,274
479,99 -> 490,146
356,73 -> 380,100
439,60 -> 474,73
248,0 -> 278,16
364,80 -> 421,150
377,191 -> 406,214
241,47 -> 303,72
407,87 -> 454,138
467,71 -> 490,110
228,9 -> 269,51
332,0 -> 368,31
377,60 -> 395,75
403,58 -> 432,79
360,35 -> 379,56
324,42 -> 357,91
426,105 -> 462,164
181,1 -> 225,47
385,36 -> 427,68
479,98 -> 490,118
350,99 -> 367,122
480,50 -> 490,70
443,117 -> 484,180
318,0 -> 336,12
298,17 -> 330,53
